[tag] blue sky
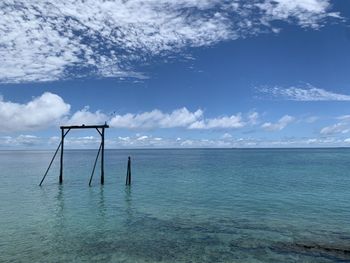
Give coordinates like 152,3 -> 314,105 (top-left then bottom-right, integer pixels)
1,0 -> 350,148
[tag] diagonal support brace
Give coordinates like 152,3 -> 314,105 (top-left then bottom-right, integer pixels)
39,141 -> 62,186
89,142 -> 103,186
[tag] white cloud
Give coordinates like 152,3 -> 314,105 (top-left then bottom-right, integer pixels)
65,106 -> 108,126
109,108 -> 203,129
107,134 -> 350,148
320,116 -> 350,135
0,92 -> 259,133
258,84 -> 350,101
0,0 -> 340,83
320,123 -> 349,135
110,108 -> 253,130
320,114 -> 350,135
261,115 -> 295,131
337,115 -> 350,121
247,111 -> 259,125
1,92 -> 298,134
114,134 -> 175,148
0,92 -> 70,132
0,134 -> 56,148
304,116 -> 319,123
13,135 -> 39,146
137,135 -> 149,141
0,93 -> 259,132
64,136 -> 101,147
257,0 -> 341,28
189,114 -> 245,129
222,133 -> 233,139
2,133 -> 349,149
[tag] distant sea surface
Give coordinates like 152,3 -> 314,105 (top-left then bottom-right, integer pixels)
0,148 -> 350,262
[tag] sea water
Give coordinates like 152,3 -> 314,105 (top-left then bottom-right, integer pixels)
0,148 -> 349,262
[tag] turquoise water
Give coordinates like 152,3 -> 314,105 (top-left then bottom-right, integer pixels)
0,148 -> 350,262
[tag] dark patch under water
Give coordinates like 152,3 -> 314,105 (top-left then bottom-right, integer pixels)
47,213 -> 350,263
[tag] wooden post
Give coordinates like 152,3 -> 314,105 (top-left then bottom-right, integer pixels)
101,127 -> 105,185
59,128 -> 64,184
126,156 -> 131,185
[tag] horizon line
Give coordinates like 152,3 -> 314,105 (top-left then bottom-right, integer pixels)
1,147 -> 350,151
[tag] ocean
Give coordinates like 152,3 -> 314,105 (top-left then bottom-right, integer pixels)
0,148 -> 349,262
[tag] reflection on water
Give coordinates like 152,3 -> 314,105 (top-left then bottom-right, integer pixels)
124,186 -> 134,225
0,149 -> 350,262
56,184 -> 64,209
98,186 -> 106,218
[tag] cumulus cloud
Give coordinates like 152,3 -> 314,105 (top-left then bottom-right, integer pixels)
261,115 -> 295,131
0,91 -> 262,132
0,92 -> 70,132
0,93 -> 260,132
0,0 -> 340,83
258,84 -> 350,101
110,108 -> 256,130
65,106 -> 108,126
110,108 -> 203,129
189,114 -> 245,129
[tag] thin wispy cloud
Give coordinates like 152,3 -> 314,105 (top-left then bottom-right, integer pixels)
261,115 -> 295,131
1,134 -> 347,149
0,135 -> 41,147
320,123 -> 349,135
0,0 -> 340,83
320,114 -> 350,135
258,85 -> 350,101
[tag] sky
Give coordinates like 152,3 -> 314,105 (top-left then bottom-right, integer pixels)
0,0 -> 350,149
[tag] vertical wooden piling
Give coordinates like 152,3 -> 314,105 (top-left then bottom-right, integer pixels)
101,127 -> 105,185
126,156 -> 131,185
59,128 -> 64,184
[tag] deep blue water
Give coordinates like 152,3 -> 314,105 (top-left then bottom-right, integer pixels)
0,149 -> 350,262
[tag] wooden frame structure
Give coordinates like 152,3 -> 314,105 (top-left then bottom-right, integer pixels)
39,124 -> 109,186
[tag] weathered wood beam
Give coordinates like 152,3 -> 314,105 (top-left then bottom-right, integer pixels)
126,156 -> 131,185
59,128 -> 64,184
101,128 -> 105,185
89,142 -> 103,186
60,124 -> 109,129
39,141 -> 62,186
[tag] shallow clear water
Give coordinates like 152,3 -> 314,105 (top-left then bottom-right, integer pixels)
0,148 -> 350,262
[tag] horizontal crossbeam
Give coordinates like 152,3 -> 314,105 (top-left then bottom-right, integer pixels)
60,124 -> 109,129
